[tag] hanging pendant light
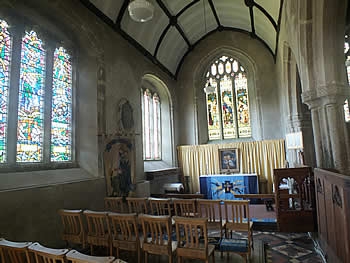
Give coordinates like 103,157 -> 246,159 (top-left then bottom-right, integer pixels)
128,0 -> 154,22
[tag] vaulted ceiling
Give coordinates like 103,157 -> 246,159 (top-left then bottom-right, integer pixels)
80,0 -> 283,79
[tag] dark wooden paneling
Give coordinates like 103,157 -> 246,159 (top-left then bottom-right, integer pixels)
274,167 -> 317,233
314,168 -> 350,263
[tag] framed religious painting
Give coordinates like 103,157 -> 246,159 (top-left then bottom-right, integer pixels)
219,148 -> 239,173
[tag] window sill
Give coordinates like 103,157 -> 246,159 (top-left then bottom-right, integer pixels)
0,167 -> 103,192
144,160 -> 174,172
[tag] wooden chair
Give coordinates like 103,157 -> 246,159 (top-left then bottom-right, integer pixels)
221,200 -> 253,262
83,210 -> 111,255
28,242 -> 68,263
173,216 -> 215,263
148,198 -> 172,215
104,197 -> 125,213
66,249 -> 115,263
108,212 -> 141,263
126,197 -> 149,214
0,238 -> 32,263
58,209 -> 86,249
138,214 -> 177,263
173,199 -> 197,217
197,199 -> 224,242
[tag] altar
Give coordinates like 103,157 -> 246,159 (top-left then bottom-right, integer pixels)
199,174 -> 258,200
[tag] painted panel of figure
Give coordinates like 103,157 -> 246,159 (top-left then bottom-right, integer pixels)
235,73 -> 251,137
51,47 -> 72,161
17,30 -> 45,162
0,19 -> 11,162
207,80 -> 220,140
104,138 -> 135,197
220,76 -> 236,139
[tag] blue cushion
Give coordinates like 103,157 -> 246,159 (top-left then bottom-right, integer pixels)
219,238 -> 248,252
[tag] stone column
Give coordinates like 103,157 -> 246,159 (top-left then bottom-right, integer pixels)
303,85 -> 350,174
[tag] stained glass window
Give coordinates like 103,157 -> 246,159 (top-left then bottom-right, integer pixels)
344,37 -> 350,122
143,89 -> 151,159
205,55 -> 251,140
51,47 -> 72,161
0,18 -> 75,167
17,30 -> 45,162
0,19 -> 11,163
142,88 -> 161,160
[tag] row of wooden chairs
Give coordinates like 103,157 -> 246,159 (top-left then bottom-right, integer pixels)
60,198 -> 253,262
0,238 -> 125,263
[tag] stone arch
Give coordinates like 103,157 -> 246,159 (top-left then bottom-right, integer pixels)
282,42 -> 316,167
141,74 -> 175,169
193,46 -> 263,144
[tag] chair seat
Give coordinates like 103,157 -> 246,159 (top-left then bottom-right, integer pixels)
219,238 -> 249,253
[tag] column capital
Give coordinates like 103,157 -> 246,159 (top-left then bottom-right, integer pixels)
302,83 -> 349,109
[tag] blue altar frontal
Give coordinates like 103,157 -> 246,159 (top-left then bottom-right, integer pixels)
200,174 -> 258,200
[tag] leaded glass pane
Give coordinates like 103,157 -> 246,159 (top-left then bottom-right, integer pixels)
235,73 -> 251,137
17,30 -> 45,162
232,60 -> 238,72
220,76 -> 236,139
51,47 -> 72,161
218,62 -> 224,75
0,19 -> 11,163
152,93 -> 161,160
143,89 -> 151,159
225,61 -> 231,74
211,64 -> 217,76
207,80 -> 220,140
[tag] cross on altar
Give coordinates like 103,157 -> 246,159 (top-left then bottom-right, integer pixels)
222,180 -> 233,193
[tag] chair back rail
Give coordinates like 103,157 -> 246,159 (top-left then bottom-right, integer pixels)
104,197 -> 125,213
83,210 -> 111,255
173,199 -> 197,217
138,213 -> 176,263
58,209 -> 85,248
108,212 -> 141,263
126,197 -> 149,214
0,238 -> 32,263
173,216 -> 215,262
28,242 -> 68,263
148,198 -> 172,216
66,249 -> 115,263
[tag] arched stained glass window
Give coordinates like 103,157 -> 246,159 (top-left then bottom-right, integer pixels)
0,19 -> 11,163
142,88 -> 161,160
0,17 -> 75,168
205,55 -> 251,140
344,37 -> 350,122
17,30 -> 45,162
51,47 -> 72,161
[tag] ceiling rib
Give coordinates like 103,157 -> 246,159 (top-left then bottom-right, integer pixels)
82,0 -> 284,80
208,0 -> 221,28
253,2 -> 278,30
154,24 -> 171,57
156,0 -> 191,47
274,0 -> 285,60
80,0 -> 175,77
249,6 -> 256,35
116,0 -> 129,26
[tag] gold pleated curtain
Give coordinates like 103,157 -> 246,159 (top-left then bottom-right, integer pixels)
177,139 -> 285,193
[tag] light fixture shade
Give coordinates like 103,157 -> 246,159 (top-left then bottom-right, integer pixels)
128,0 -> 154,22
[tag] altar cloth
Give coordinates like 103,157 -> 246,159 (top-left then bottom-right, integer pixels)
199,174 -> 258,200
